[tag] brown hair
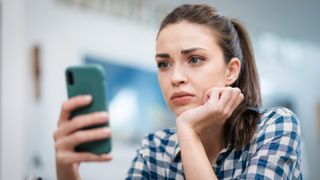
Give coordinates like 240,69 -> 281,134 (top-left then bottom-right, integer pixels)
158,4 -> 261,149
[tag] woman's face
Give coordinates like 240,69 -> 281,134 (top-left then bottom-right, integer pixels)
156,21 -> 230,116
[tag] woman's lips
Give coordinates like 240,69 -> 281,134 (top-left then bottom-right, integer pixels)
170,91 -> 195,106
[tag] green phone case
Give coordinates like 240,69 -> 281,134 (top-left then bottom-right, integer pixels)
65,64 -> 111,154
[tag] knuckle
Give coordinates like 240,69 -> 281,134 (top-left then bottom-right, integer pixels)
57,153 -> 69,164
73,116 -> 88,127
54,140 -> 63,151
61,101 -> 69,111
222,109 -> 228,116
83,115 -> 98,126
89,154 -> 96,161
56,152 -> 63,160
96,129 -> 106,138
234,88 -> 241,94
76,115 -> 96,127
93,112 -> 107,123
73,131 -> 86,142
69,99 -> 77,108
216,106 -> 223,113
92,112 -> 102,120
211,106 -> 221,116
222,109 -> 231,118
227,111 -> 232,118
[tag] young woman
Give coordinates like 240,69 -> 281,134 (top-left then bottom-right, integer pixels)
53,4 -> 302,180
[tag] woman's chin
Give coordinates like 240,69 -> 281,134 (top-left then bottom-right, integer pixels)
172,103 -> 201,117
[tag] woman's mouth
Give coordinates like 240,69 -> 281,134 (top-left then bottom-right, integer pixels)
170,91 -> 195,106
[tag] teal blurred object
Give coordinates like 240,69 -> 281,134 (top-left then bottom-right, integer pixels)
65,64 -> 112,154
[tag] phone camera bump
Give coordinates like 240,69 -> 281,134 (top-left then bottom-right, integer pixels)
67,70 -> 74,85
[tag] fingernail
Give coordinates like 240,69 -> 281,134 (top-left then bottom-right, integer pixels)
104,128 -> 111,134
83,95 -> 92,101
98,112 -> 108,117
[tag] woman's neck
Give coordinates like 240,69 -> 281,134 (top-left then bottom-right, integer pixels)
200,127 -> 226,164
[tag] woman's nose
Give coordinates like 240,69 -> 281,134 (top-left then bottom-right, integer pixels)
171,66 -> 188,86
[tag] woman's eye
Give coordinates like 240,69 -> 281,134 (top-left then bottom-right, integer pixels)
157,61 -> 171,70
188,56 -> 204,64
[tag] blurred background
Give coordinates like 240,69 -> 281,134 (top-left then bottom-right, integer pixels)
1,0 -> 320,179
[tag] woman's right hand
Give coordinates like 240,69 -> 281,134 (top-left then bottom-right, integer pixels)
53,95 -> 112,180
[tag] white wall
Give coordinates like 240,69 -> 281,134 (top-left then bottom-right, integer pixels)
0,0 -> 28,179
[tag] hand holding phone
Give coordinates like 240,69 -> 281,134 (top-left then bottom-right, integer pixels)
53,65 -> 112,179
54,96 -> 112,180
65,64 -> 112,154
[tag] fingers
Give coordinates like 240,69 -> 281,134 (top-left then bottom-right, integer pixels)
57,151 -> 112,164
74,153 -> 112,163
218,87 -> 240,106
204,87 -> 244,117
217,87 -> 243,117
234,93 -> 244,110
55,127 -> 111,150
216,87 -> 234,107
54,112 -> 108,140
203,87 -> 221,105
59,95 -> 93,126
54,96 -> 113,166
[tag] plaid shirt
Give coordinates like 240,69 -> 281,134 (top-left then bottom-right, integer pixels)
126,107 -> 302,179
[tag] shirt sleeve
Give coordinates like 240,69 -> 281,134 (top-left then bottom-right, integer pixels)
125,134 -> 151,180
125,150 -> 150,180
238,109 -> 302,180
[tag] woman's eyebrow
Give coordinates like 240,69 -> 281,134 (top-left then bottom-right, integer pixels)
155,53 -> 171,59
181,47 -> 206,55
155,48 -> 206,59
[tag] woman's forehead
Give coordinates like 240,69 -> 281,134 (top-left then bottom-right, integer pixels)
156,22 -> 219,53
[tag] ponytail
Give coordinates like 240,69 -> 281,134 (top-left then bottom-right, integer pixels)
231,19 -> 261,107
223,20 -> 261,149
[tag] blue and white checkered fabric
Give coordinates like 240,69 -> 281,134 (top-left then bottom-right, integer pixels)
126,107 -> 302,179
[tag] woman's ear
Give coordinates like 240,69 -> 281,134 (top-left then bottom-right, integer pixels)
225,58 -> 241,86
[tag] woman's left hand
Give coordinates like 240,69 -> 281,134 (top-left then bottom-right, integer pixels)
176,87 -> 244,135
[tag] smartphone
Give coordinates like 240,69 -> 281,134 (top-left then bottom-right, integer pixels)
65,64 -> 111,154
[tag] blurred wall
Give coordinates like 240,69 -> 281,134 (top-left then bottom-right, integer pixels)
0,0 -> 28,179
